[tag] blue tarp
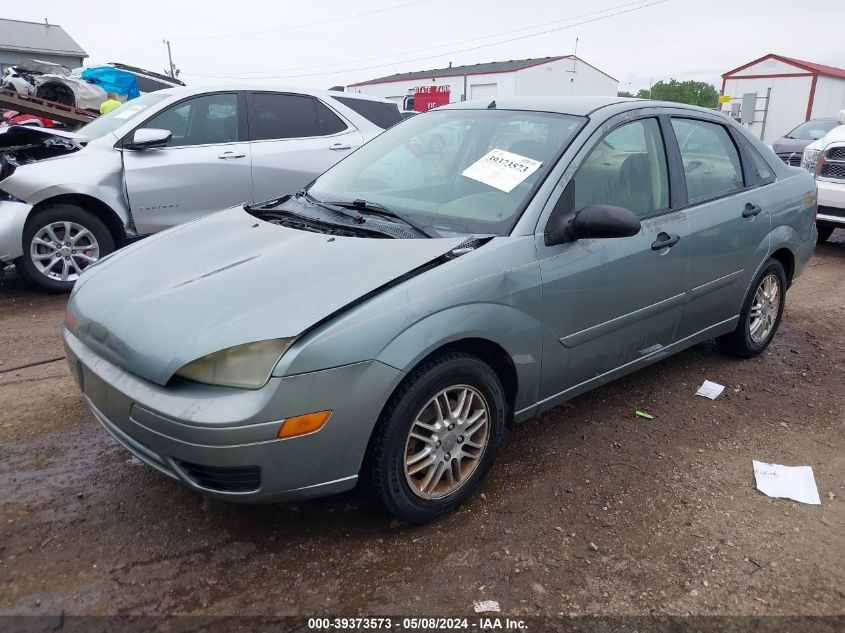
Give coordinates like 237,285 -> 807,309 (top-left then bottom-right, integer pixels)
80,66 -> 140,100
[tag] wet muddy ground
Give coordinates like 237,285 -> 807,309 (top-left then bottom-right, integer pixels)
1,236 -> 843,618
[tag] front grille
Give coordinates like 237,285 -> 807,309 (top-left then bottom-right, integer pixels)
176,461 -> 261,492
826,147 -> 845,161
820,163 -> 845,180
777,152 -> 802,167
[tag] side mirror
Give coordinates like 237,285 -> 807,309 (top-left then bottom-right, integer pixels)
546,204 -> 641,246
124,128 -> 171,150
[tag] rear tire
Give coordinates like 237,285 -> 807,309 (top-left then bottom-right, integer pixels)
16,204 -> 115,293
716,258 -> 786,358
816,223 -> 834,243
368,352 -> 506,524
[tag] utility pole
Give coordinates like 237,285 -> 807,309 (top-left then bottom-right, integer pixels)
567,37 -> 579,95
163,40 -> 177,78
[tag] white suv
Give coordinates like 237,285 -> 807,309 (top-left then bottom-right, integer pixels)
802,112 -> 845,242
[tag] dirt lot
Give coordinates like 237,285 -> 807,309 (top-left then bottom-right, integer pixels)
1,236 -> 843,619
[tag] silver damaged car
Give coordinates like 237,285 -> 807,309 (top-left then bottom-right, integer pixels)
64,97 -> 817,523
0,85 -> 401,291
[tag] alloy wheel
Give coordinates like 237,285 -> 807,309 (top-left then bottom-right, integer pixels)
30,221 -> 100,283
403,385 -> 490,500
749,273 -> 780,343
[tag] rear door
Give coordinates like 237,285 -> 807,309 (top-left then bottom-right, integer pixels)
667,114 -> 773,340
536,112 -> 691,403
123,91 -> 252,233
247,92 -> 364,202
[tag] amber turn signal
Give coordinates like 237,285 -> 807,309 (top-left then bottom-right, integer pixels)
278,410 -> 332,438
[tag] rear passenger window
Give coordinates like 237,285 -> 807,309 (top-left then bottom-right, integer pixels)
671,118 -> 745,201
570,118 -> 670,217
315,100 -> 348,135
332,96 -> 402,129
253,93 -> 319,140
746,145 -> 776,185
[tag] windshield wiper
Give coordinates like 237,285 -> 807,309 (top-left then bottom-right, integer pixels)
295,190 -> 364,223
324,198 -> 439,238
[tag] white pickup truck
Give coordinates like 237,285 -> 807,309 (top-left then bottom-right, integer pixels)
802,112 -> 845,242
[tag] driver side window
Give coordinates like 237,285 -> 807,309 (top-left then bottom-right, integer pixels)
140,93 -> 239,148
570,118 -> 670,218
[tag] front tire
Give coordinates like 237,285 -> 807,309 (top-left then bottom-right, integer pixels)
368,352 -> 507,524
716,258 -> 786,358
16,204 -> 115,292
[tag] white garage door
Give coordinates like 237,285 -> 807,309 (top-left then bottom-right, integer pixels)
470,83 -> 497,99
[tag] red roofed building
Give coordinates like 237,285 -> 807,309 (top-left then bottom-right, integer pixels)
721,53 -> 845,143
346,55 -> 618,111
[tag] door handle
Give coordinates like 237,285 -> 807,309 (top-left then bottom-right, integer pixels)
742,203 -> 762,218
218,151 -> 246,159
651,232 -> 680,250
329,143 -> 352,151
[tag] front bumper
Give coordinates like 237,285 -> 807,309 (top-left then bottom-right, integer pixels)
0,199 -> 31,262
816,179 -> 845,226
63,328 -> 404,503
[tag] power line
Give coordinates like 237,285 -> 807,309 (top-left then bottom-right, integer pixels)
184,0 -> 671,80
173,0 -> 435,42
194,0 -> 656,78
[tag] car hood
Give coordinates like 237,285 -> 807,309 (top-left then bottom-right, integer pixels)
771,137 -> 812,155
0,125 -> 85,180
67,205 -> 468,385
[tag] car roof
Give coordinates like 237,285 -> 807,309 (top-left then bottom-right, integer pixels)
439,96 -> 720,117
148,84 -> 394,103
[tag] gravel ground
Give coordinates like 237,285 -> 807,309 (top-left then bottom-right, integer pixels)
0,235 -> 843,619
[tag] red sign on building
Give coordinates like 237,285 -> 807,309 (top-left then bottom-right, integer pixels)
414,85 -> 451,112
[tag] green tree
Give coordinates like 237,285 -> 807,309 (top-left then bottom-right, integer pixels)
635,79 -> 719,108
617,90 -> 635,97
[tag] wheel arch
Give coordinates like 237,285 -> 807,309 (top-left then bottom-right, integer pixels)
30,194 -> 128,247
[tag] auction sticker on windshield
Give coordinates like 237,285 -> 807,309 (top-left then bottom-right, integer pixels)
461,149 -> 542,193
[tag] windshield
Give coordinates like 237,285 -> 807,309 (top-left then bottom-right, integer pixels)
77,93 -> 170,140
308,108 -> 585,235
786,120 -> 837,141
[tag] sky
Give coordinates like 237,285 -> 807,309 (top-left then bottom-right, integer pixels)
5,0 -> 844,94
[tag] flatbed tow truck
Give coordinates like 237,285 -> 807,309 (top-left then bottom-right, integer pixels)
0,89 -> 97,129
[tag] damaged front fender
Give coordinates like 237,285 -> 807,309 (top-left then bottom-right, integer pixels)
0,126 -> 85,181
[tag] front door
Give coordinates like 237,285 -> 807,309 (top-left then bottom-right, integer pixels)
667,115 -> 774,340
247,92 -> 364,202
536,115 -> 691,405
124,92 -> 252,234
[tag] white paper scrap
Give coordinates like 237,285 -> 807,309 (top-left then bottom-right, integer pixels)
113,105 -> 146,120
696,380 -> 725,400
461,149 -> 542,193
473,600 -> 501,613
753,460 -> 821,505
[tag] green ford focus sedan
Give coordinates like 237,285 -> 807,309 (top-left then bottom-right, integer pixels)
63,96 -> 818,523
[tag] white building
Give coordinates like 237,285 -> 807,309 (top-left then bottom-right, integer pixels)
347,55 -> 618,110
721,54 -> 845,143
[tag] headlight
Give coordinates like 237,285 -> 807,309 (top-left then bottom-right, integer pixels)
801,148 -> 822,174
174,338 -> 295,389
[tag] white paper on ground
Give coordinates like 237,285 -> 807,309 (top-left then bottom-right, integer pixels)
752,460 -> 821,505
461,149 -> 542,193
696,380 -> 725,399
473,600 -> 501,613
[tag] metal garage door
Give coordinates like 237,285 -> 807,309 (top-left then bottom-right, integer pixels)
470,83 -> 497,99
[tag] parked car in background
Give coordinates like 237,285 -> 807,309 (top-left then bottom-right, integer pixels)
63,97 -> 816,523
0,86 -> 402,290
771,116 -> 843,166
803,123 -> 845,242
